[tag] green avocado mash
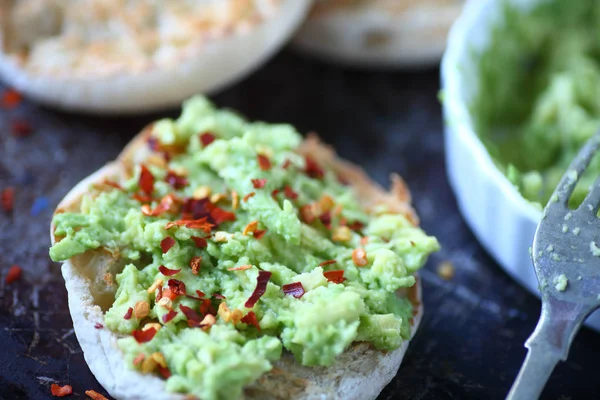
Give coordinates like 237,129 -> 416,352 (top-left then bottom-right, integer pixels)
50,97 -> 439,400
473,0 -> 600,206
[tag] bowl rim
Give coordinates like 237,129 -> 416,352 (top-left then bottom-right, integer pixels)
441,0 -> 543,223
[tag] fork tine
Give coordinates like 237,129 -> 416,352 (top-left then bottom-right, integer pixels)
580,175 -> 600,214
550,130 -> 600,207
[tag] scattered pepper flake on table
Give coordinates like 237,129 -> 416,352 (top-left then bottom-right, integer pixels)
50,384 -> 73,397
1,187 -> 14,213
85,390 -> 108,400
1,88 -> 22,109
5,265 -> 22,284
11,120 -> 32,137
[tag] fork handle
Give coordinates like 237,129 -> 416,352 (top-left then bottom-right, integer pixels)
506,345 -> 562,400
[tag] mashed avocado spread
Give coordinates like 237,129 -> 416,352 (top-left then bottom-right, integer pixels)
473,0 -> 600,206
49,97 -> 439,400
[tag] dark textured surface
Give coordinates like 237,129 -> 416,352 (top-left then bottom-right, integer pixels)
1,50 -> 599,400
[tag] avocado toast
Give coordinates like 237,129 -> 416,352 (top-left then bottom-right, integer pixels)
49,97 -> 439,399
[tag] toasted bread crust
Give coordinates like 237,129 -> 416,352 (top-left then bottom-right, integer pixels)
51,125 -> 423,400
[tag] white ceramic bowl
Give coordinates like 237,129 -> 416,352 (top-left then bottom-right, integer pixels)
441,0 -> 600,331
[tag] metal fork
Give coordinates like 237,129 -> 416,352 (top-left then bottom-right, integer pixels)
507,131 -> 600,400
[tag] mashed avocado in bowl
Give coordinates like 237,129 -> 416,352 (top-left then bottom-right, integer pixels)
473,0 -> 600,206
49,97 -> 439,400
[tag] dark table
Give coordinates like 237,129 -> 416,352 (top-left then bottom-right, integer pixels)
1,50 -> 598,400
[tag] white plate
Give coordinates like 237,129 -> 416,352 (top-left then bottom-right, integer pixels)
441,0 -> 600,331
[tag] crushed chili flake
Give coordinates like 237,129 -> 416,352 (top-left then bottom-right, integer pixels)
2,187 -> 15,213
141,194 -> 180,217
168,279 -> 187,296
50,384 -> 73,397
319,211 -> 332,227
282,159 -> 291,169
282,282 -> 305,299
160,237 -> 176,253
133,327 -> 157,343
299,205 -> 315,224
156,285 -> 163,301
94,323 -> 103,329
102,179 -> 123,190
186,290 -> 206,301
271,189 -> 280,199
213,293 -> 226,299
191,236 -> 208,248
5,265 -> 21,284
200,132 -> 216,147
227,265 -> 252,271
190,256 -> 202,275
162,309 -> 178,323
243,221 -> 258,236
352,248 -> 368,267
347,221 -> 365,232
133,353 -> 145,366
251,178 -> 267,189
241,311 -> 261,330
179,304 -> 202,326
200,299 -> 215,316
304,156 -> 325,179
210,207 -> 236,224
243,192 -> 256,202
123,307 -> 133,320
324,270 -> 346,284
139,165 -> 155,195
132,193 -> 153,204
85,390 -> 108,400
161,288 -> 177,300
319,259 -> 337,267
11,120 -> 32,137
253,229 -> 267,240
257,154 -> 272,171
244,270 -> 272,308
283,185 -> 299,200
158,366 -> 172,379
165,218 -> 214,232
1,89 -> 22,108
165,170 -> 188,189
158,265 -> 181,276
182,198 -> 212,220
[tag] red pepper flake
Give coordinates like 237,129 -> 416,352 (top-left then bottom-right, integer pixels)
161,288 -> 176,300
186,290 -> 206,301
133,353 -> 145,366
160,237 -> 176,253
11,120 -> 32,137
168,279 -> 187,296
319,260 -> 337,267
299,205 -> 315,224
227,265 -> 252,271
179,304 -> 202,326
165,170 -> 189,189
200,132 -> 216,147
123,307 -> 133,320
156,285 -> 163,301
253,229 -> 267,240
158,366 -> 172,379
132,327 -> 157,343
190,256 -> 202,275
191,236 -> 208,248
50,384 -> 73,397
283,185 -> 299,200
139,165 -> 155,196
323,270 -> 346,284
94,323 -> 103,329
5,265 -> 21,284
244,270 -> 272,308
251,179 -> 267,189
103,179 -> 123,190
304,156 -> 325,179
165,218 -> 214,233
200,299 -> 215,316
282,159 -> 291,169
271,189 -> 280,199
162,309 -> 178,323
181,198 -> 212,220
141,194 -> 181,217
257,154 -> 272,171
210,207 -> 236,224
1,89 -> 22,109
319,211 -> 332,227
132,193 -> 153,204
243,192 -> 256,202
347,221 -> 365,232
85,390 -> 108,400
2,187 -> 15,213
158,265 -> 181,276
282,282 -> 305,299
213,293 -> 226,299
241,311 -> 261,330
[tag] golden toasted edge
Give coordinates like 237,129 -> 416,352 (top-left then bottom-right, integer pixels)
50,125 -> 424,400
